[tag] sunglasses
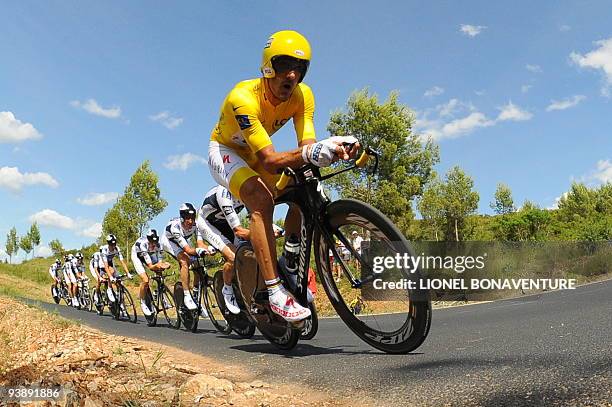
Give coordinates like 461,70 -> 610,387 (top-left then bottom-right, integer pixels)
272,56 -> 309,75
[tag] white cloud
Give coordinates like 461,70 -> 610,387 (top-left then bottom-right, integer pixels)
79,222 -> 102,238
0,111 -> 43,143
424,86 -> 444,98
150,111 -> 184,129
570,38 -> 612,96
439,112 -> 494,138
460,24 -> 486,37
29,209 -> 76,229
521,85 -> 532,93
416,99 -> 532,141
560,25 -> 571,32
71,99 -> 121,119
34,245 -> 53,258
0,167 -> 59,191
77,192 -> 119,206
164,153 -> 206,171
474,90 -> 486,96
526,64 -> 542,73
27,209 -> 101,239
497,102 -> 533,122
546,95 -> 586,112
591,159 -> 612,184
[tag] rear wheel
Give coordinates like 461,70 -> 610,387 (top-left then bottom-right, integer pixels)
235,243 -> 300,350
314,199 -> 431,354
213,270 -> 255,337
175,282 -> 199,332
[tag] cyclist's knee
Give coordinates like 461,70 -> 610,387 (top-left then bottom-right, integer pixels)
240,178 -> 274,212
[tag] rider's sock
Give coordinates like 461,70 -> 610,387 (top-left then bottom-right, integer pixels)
222,284 -> 234,294
265,277 -> 282,296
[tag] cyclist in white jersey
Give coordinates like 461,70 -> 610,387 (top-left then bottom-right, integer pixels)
62,254 -> 79,306
196,185 -> 250,314
49,259 -> 62,298
160,203 -> 213,311
131,229 -> 171,316
99,234 -> 132,302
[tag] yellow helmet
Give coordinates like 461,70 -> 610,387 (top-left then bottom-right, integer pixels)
261,30 -> 311,81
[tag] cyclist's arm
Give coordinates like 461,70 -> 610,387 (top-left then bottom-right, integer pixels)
217,187 -> 249,239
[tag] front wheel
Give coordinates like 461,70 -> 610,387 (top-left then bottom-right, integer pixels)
143,288 -> 157,327
314,199 -> 432,354
51,286 -> 60,304
116,285 -> 137,323
160,285 -> 179,329
205,271 -> 232,334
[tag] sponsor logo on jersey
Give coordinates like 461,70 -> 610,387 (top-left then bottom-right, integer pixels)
222,205 -> 234,216
223,155 -> 231,164
235,115 -> 252,130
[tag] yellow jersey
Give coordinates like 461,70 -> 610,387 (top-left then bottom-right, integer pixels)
210,78 -> 316,167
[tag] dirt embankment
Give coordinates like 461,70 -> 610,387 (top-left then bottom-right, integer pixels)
0,296 -> 355,407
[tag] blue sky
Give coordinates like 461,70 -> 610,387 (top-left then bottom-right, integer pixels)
1,1 -> 611,261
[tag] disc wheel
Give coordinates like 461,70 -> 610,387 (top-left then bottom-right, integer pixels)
300,302 -> 319,340
234,243 -> 299,350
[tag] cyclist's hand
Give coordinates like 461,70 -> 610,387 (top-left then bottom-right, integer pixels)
161,261 -> 172,270
127,272 -> 134,279
195,247 -> 207,257
302,136 -> 359,167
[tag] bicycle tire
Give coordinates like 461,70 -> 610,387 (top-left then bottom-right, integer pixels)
51,286 -> 60,304
235,243 -> 300,350
204,271 -> 232,334
94,287 -> 105,316
313,199 -> 432,354
160,285 -> 179,329
213,270 -> 256,337
299,302 -> 319,340
174,282 -> 198,331
144,288 -> 157,327
119,286 -> 138,323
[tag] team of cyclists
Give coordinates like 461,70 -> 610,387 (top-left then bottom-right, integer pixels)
49,29 -> 359,324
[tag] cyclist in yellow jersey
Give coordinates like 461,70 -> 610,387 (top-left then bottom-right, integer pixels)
208,30 -> 359,322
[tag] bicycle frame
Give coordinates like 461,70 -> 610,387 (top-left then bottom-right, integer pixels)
275,148 -> 380,305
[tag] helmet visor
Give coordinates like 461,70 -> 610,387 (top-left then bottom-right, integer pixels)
272,56 -> 308,77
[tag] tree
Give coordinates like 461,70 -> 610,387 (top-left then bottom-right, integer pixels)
49,239 -> 64,257
490,183 -> 515,215
418,178 -> 445,241
5,227 -> 19,264
102,161 -> 167,253
19,234 -> 33,259
326,88 -> 440,234
557,182 -> 597,222
440,167 -> 480,241
28,222 -> 41,256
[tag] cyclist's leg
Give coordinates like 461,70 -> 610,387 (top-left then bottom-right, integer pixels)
208,141 -> 309,321
241,177 -> 311,321
196,216 -> 236,284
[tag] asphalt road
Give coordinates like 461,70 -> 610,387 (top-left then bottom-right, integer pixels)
31,280 -> 611,407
